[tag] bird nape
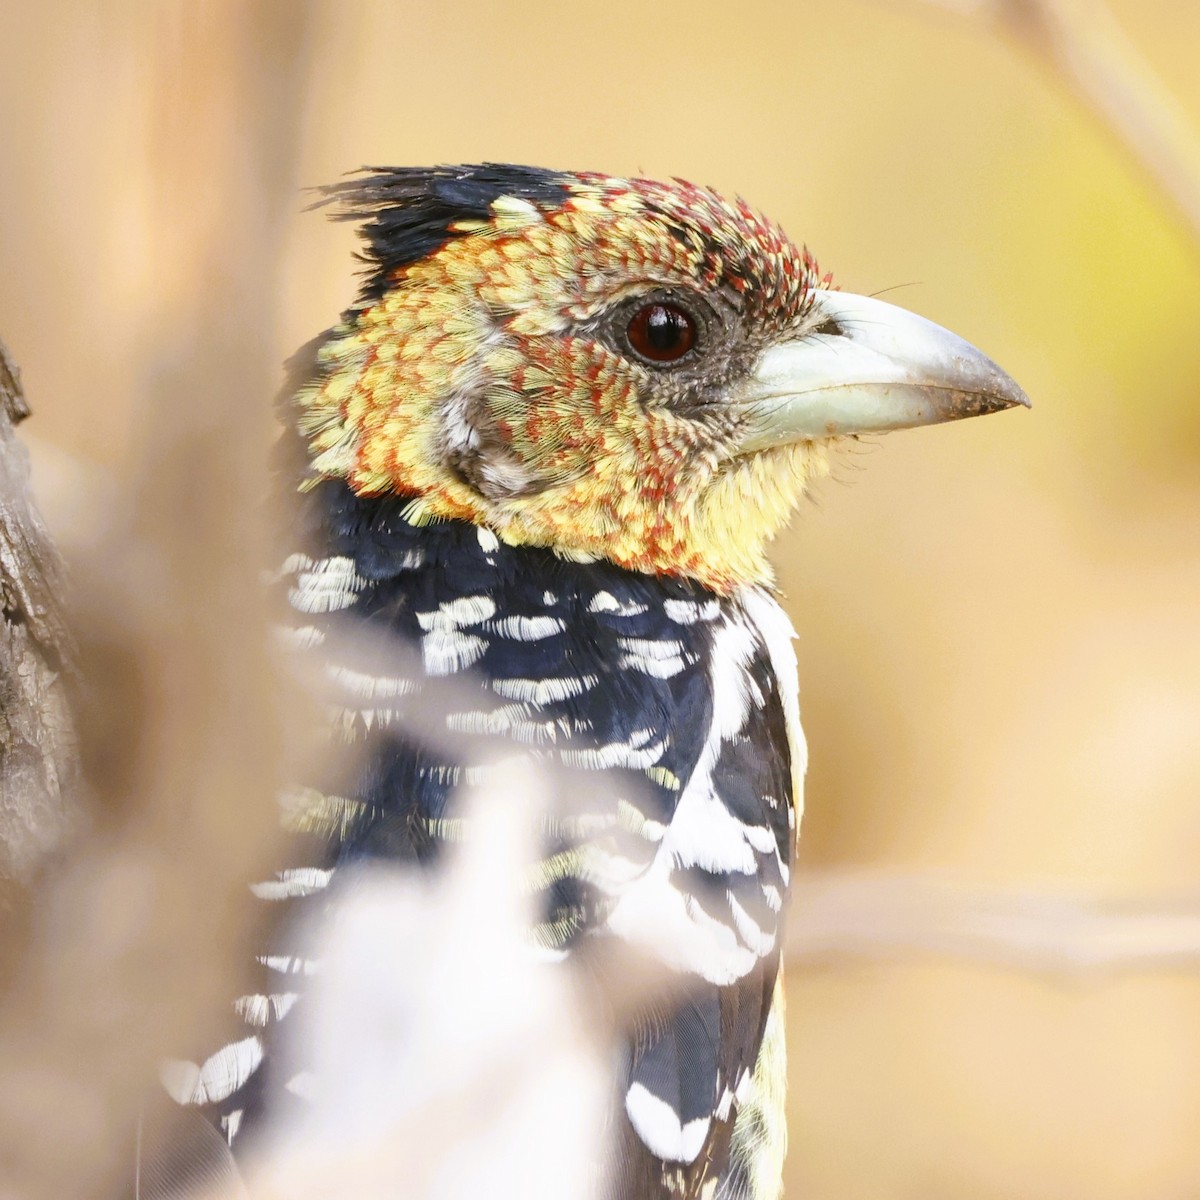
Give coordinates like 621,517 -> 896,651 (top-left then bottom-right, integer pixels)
150,164 -> 1028,1200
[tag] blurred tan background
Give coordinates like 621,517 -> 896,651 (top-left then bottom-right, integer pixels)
2,2 -> 1199,1197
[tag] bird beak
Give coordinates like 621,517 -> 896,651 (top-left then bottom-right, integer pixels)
730,289 -> 1030,453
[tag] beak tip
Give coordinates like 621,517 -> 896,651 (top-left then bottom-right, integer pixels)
972,362 -> 1031,415
998,380 -> 1032,412
939,380 -> 1031,422
995,389 -> 1032,414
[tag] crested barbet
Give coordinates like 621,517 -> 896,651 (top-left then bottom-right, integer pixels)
162,164 -> 1028,1200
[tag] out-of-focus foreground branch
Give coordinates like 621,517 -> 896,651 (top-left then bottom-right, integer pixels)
887,0 -> 1200,251
0,6 -> 318,1198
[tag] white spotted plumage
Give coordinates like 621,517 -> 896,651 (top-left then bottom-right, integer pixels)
285,554 -> 365,615
180,486 -> 802,1200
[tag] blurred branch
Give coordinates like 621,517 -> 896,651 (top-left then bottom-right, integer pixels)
790,872 -> 1200,973
886,0 -> 1200,251
0,6 -> 319,1198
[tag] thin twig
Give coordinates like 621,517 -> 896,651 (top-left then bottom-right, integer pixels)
789,873 -> 1200,974
881,0 -> 1200,252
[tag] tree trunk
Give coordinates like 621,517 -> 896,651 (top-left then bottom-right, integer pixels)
0,340 -> 78,885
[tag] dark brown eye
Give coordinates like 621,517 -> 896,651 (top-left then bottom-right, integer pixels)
626,302 -> 697,364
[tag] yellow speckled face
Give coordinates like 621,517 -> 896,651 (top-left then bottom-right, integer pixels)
295,169 -> 834,592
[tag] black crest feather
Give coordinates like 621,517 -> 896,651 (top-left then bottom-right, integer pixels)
318,163 -> 572,303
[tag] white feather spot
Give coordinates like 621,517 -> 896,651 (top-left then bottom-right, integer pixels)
416,595 -> 497,631
422,629 -> 487,676
667,789 -> 758,875
278,552 -> 312,577
447,706 -> 562,745
708,618 -> 757,740
561,735 -> 665,771
250,867 -> 333,901
235,991 -> 300,1027
739,586 -> 806,823
625,1082 -> 711,1164
616,797 -> 667,843
477,526 -> 500,553
491,674 -> 596,705
273,623 -> 325,651
234,993 -> 270,1028
489,614 -> 565,640
160,1036 -> 263,1106
258,954 -> 321,976
287,556 -> 365,615
417,596 -> 496,675
742,822 -> 779,855
663,598 -> 721,625
728,892 -> 775,955
617,636 -> 690,679
604,856 -> 759,985
588,590 -> 649,617
618,637 -> 684,659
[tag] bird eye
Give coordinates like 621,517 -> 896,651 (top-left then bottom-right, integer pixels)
625,302 -> 697,365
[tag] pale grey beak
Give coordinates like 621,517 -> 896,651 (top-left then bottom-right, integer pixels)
732,289 -> 1030,453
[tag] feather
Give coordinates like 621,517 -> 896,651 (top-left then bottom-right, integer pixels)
133,1108 -> 246,1200
316,164 -> 571,303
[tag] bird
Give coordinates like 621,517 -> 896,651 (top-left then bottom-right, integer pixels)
153,164 -> 1028,1200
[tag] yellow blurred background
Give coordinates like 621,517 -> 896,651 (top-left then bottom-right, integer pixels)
2,2 -> 1199,1196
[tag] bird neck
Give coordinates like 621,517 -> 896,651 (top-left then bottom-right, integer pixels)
287,477 -> 739,630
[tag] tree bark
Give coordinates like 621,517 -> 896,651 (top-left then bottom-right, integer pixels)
0,340 -> 78,886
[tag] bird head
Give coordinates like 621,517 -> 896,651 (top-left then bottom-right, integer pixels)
295,165 -> 1028,592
